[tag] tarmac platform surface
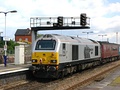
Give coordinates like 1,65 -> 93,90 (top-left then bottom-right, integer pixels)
80,66 -> 120,90
0,63 -> 31,75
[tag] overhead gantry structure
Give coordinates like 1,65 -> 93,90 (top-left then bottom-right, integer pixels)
30,13 -> 90,48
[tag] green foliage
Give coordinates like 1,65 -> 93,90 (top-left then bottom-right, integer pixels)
7,40 -> 19,54
37,34 -> 43,38
0,40 -> 19,54
0,41 -> 4,48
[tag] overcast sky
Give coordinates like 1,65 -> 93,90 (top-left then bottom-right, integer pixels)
0,0 -> 120,43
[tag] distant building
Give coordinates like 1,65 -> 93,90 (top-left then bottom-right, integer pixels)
15,28 -> 31,43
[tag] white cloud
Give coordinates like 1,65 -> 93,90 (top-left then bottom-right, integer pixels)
0,0 -> 120,43
108,2 -> 120,12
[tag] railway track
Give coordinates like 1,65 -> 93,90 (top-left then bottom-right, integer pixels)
67,61 -> 120,90
67,60 -> 120,90
2,78 -> 61,90
1,60 -> 120,90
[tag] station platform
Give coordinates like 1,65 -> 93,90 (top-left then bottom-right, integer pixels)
80,66 -> 120,90
0,63 -> 31,75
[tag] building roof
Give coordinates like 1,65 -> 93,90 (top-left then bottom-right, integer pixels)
15,29 -> 31,36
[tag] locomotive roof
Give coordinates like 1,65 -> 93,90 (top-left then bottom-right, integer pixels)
40,34 -> 99,44
98,41 -> 118,45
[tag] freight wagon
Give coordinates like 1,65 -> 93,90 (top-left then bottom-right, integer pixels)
99,41 -> 119,63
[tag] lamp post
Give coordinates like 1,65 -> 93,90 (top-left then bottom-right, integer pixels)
98,34 -> 107,41
0,10 -> 17,67
116,32 -> 118,44
82,31 -> 93,38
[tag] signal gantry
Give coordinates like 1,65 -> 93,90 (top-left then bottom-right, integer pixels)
30,13 -> 90,31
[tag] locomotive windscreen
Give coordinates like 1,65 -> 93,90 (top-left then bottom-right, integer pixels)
35,40 -> 56,50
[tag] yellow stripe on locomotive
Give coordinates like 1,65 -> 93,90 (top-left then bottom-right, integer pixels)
31,52 -> 59,65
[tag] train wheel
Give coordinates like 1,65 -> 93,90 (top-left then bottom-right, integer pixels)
73,66 -> 77,73
61,71 -> 65,79
56,71 -> 61,79
70,67 -> 73,76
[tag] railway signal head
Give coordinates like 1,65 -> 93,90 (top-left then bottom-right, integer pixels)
53,23 -> 58,27
57,16 -> 63,27
80,13 -> 87,26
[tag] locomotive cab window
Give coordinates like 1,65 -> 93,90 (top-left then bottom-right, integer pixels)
35,40 -> 56,50
62,43 -> 66,50
62,43 -> 66,55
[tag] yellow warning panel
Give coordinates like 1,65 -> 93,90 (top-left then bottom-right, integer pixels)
109,76 -> 120,86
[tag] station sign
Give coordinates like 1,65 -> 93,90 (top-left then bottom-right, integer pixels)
4,45 -> 7,50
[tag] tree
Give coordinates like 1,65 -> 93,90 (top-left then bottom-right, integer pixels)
37,34 -> 43,38
0,41 -> 4,48
0,40 -> 19,54
7,40 -> 19,54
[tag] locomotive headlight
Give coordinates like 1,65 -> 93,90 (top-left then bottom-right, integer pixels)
51,60 -> 57,63
32,59 -> 37,63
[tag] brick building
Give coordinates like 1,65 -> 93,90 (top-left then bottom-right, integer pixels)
15,28 -> 32,43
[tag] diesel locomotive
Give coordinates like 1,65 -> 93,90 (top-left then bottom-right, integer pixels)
29,34 -> 120,78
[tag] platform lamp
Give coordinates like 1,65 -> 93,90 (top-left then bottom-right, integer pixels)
98,34 -> 107,41
82,31 -> 93,39
0,10 -> 17,67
